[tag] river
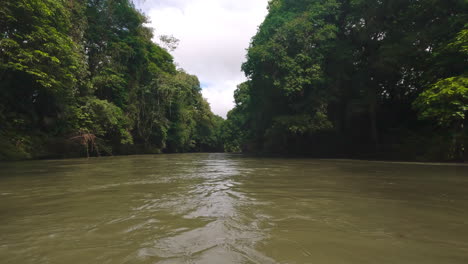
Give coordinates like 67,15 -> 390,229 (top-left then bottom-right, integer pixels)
1,153 -> 467,263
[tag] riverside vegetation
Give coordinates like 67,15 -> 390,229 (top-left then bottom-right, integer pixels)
1,0 -> 467,161
223,0 -> 468,161
1,0 -> 224,160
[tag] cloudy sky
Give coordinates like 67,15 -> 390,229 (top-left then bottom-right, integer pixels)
135,0 -> 269,118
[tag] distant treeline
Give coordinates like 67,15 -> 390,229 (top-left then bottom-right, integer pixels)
1,0 -> 224,160
224,0 -> 467,161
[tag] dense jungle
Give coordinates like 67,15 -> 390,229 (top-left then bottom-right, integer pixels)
1,0 -> 467,161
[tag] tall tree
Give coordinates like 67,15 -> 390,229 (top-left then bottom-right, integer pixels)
227,0 -> 467,160
0,0 -> 224,160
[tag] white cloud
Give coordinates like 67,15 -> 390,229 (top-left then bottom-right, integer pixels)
135,0 -> 269,118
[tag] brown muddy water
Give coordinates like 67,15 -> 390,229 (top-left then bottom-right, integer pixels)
0,153 -> 467,263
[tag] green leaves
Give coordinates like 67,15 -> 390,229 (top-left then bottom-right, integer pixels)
1,0 -> 222,159
272,112 -> 333,135
0,0 -> 78,89
414,25 -> 468,129
74,97 -> 133,144
227,0 -> 467,160
232,0 -> 341,152
414,76 -> 468,126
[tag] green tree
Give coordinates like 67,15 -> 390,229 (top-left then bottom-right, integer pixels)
414,28 -> 468,160
0,0 -> 82,131
228,0 -> 467,160
0,0 -> 224,160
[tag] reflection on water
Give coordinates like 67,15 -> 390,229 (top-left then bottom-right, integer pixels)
0,154 -> 467,263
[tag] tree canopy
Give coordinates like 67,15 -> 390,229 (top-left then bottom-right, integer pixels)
224,0 -> 467,161
2,0 -> 467,161
0,0 -> 224,160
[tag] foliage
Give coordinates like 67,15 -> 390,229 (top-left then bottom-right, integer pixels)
413,27 -> 468,160
74,97 -> 133,144
227,0 -> 468,160
414,27 -> 468,127
0,0 -> 223,160
414,76 -> 468,126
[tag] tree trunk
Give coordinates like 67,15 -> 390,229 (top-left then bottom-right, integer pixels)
369,99 -> 378,148
368,79 -> 379,151
452,121 -> 465,162
460,122 -> 466,162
